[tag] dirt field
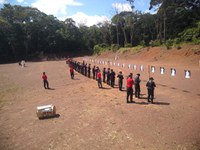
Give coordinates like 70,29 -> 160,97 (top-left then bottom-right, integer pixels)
0,46 -> 200,150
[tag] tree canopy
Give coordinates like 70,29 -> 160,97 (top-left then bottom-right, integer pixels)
0,1 -> 199,63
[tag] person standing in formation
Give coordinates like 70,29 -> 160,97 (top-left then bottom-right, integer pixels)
117,71 -> 124,91
84,64 -> 87,76
95,66 -> 99,80
42,72 -> 49,89
92,65 -> 96,79
110,69 -> 115,88
103,68 -> 106,83
134,73 -> 141,98
88,64 -> 91,78
146,77 -> 156,103
97,70 -> 103,88
107,68 -> 111,85
126,73 -> 134,103
70,66 -> 74,79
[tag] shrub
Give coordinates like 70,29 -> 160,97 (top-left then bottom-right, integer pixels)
165,39 -> 173,49
140,40 -> 145,47
124,43 -> 132,48
173,38 -> 181,44
150,40 -> 161,47
111,44 -> 120,52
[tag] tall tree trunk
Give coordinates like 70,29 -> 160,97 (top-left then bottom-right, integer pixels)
122,27 -> 127,45
163,10 -> 166,41
116,25 -> 119,45
130,25 -> 134,46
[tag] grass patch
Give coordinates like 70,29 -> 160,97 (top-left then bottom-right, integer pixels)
117,45 -> 143,54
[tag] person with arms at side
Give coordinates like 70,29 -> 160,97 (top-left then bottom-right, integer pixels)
92,65 -> 96,79
134,73 -> 141,98
42,72 -> 49,89
102,68 -> 106,83
117,71 -> 124,91
110,69 -> 115,88
70,66 -> 74,79
126,73 -> 134,103
97,70 -> 103,88
146,77 -> 156,103
88,64 -> 91,78
107,68 -> 111,85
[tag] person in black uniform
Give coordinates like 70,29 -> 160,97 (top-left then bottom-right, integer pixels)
107,68 -> 110,85
95,66 -> 99,80
117,71 -> 124,91
88,64 -> 91,78
102,68 -> 106,83
146,77 -> 156,103
92,65 -> 96,79
134,73 -> 141,98
84,64 -> 87,76
110,69 -> 115,88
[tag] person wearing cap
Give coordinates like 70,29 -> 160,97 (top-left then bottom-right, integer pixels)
126,73 -> 134,103
42,72 -> 49,89
134,73 -> 141,98
117,71 -> 124,91
97,69 -> 103,88
146,77 -> 156,103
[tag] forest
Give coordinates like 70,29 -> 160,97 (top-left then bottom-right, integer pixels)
0,0 -> 199,63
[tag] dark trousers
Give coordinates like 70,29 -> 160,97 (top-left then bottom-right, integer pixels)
127,87 -> 133,102
147,89 -> 154,103
93,72 -> 95,79
88,71 -> 90,78
118,81 -> 123,91
103,75 -> 106,82
70,72 -> 74,79
135,84 -> 140,98
107,78 -> 110,85
97,78 -> 102,88
43,80 -> 49,89
111,79 -> 115,87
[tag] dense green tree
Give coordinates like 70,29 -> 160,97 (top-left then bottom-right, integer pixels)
0,2 -> 199,63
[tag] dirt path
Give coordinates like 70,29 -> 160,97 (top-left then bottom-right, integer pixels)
0,60 -> 200,150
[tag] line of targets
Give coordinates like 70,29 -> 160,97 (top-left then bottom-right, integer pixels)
86,59 -> 191,79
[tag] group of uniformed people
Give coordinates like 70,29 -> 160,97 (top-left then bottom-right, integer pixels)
67,59 -> 156,104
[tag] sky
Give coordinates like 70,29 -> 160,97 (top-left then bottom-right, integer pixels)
0,0 -> 154,26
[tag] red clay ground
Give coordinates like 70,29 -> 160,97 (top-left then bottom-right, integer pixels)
0,45 -> 200,150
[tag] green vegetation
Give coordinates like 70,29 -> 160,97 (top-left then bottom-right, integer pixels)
0,1 -> 199,63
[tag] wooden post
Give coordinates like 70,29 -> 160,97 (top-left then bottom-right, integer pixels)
148,65 -> 150,78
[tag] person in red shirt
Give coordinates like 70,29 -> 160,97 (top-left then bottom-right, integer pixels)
97,69 -> 102,88
70,66 -> 74,79
126,73 -> 134,103
42,72 -> 49,89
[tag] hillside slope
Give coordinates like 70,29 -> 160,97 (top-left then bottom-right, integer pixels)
97,45 -> 200,67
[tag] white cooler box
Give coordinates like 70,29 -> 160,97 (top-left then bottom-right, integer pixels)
36,104 -> 56,119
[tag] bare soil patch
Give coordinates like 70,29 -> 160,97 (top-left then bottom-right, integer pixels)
0,45 -> 200,150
